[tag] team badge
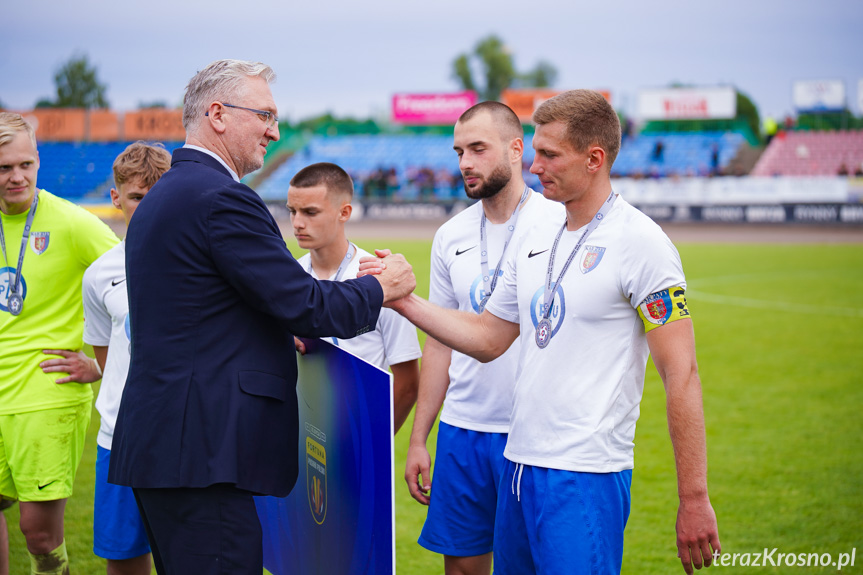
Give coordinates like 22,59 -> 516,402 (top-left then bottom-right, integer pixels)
29,232 -> 50,255
580,246 -> 606,274
647,299 -> 666,320
306,436 -> 327,525
638,287 -> 690,332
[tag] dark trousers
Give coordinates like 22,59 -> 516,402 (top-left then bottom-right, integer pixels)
133,484 -> 263,575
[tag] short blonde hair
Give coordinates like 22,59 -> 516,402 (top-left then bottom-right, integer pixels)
113,141 -> 172,189
0,112 -> 37,149
533,90 -> 621,168
182,59 -> 276,132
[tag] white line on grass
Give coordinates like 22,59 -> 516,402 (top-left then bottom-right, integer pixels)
687,270 -> 863,318
687,290 -> 863,318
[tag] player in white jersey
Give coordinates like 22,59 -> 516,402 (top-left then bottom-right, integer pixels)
404,101 -> 563,575
81,142 -> 171,575
287,162 -> 420,434
362,91 -> 720,575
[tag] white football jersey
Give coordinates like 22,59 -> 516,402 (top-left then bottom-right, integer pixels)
82,241 -> 131,449
297,244 -> 421,370
429,190 -> 565,432
485,195 -> 687,472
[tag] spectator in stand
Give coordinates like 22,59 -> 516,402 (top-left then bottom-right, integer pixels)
652,139 -> 665,162
710,142 -> 720,176
837,163 -> 849,176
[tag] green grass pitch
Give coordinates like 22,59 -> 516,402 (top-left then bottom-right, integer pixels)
5,239 -> 862,574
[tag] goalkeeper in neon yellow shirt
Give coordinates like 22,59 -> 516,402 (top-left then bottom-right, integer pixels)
0,112 -> 118,575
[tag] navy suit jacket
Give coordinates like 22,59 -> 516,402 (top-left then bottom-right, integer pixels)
109,148 -> 383,497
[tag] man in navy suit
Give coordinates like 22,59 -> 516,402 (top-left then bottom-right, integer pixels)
108,59 -> 415,575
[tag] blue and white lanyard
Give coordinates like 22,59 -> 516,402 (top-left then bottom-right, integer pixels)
0,190 -> 39,300
307,242 -> 357,345
478,186 -> 531,311
540,190 -> 617,321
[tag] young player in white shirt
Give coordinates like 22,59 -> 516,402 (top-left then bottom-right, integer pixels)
81,142 -> 171,575
287,162 -> 421,434
404,102 -> 563,575
363,91 -> 720,575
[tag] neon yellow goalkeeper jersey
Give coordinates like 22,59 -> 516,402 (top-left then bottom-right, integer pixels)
1,190 -> 119,414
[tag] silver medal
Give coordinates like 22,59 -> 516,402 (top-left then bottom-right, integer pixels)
7,293 -> 23,316
535,317 -> 552,349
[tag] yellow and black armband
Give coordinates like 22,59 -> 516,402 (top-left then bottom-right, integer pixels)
637,286 -> 690,332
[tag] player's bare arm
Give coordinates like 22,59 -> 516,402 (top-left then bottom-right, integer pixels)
360,250 -> 518,361
405,336 -> 452,504
647,318 -> 721,575
391,359 -> 420,435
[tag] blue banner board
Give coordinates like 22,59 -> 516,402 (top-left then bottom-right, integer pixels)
255,338 -> 395,575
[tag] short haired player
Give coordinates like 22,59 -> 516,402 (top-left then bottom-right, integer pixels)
287,162 -> 421,434
363,90 -> 720,575
405,101 -> 563,575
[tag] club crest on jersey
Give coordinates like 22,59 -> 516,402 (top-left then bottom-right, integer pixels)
0,267 -> 27,313
580,245 -> 606,274
469,270 -> 503,313
30,232 -> 50,255
306,436 -> 327,525
529,285 -> 566,339
640,290 -> 672,325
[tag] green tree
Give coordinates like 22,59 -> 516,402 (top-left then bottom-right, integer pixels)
518,60 -> 558,89
735,90 -> 760,143
452,35 -> 557,101
39,53 -> 109,108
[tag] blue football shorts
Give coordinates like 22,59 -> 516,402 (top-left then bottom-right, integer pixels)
493,460 -> 632,574
93,446 -> 151,560
418,421 -> 508,557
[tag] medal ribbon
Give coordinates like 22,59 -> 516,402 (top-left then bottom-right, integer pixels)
0,189 -> 40,301
479,186 -> 531,309
541,190 -> 617,321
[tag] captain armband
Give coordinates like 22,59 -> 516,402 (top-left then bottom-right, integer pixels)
637,286 -> 690,333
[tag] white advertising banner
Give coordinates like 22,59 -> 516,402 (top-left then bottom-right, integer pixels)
637,87 -> 736,120
792,80 -> 846,112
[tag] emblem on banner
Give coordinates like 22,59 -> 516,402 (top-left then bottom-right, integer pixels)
580,245 -> 606,274
30,232 -> 50,255
306,436 -> 327,525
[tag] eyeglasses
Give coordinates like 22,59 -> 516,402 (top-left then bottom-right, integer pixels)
206,103 -> 279,129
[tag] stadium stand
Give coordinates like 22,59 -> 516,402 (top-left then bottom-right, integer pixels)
610,132 -> 746,178
256,131 -> 748,201
256,135 -> 463,201
36,141 -> 184,201
751,130 -> 863,177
